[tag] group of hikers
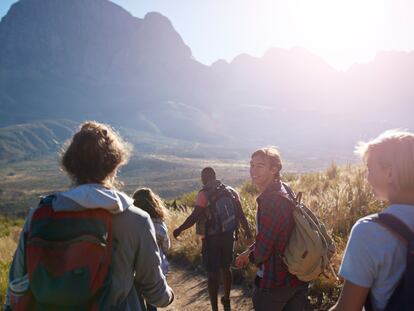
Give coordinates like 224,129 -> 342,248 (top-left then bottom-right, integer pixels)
3,120 -> 414,311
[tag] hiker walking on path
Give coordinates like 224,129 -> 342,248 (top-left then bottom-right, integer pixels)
235,147 -> 308,311
4,121 -> 174,311
173,167 -> 253,311
133,187 -> 171,311
330,130 -> 414,311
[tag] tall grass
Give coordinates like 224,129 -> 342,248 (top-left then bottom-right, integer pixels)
0,217 -> 22,307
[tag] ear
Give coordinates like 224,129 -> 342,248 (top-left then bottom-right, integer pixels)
270,166 -> 279,178
385,166 -> 394,184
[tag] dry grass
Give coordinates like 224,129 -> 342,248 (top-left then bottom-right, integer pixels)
0,217 -> 22,307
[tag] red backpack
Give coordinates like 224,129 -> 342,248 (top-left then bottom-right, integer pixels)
10,194 -> 113,311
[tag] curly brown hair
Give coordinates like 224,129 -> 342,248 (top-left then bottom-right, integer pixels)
132,188 -> 166,220
61,121 -> 132,188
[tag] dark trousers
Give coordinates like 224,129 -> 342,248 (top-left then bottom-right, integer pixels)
146,303 -> 157,311
252,282 -> 308,311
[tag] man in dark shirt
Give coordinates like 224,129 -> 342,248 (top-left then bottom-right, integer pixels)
235,148 -> 308,311
173,167 -> 252,311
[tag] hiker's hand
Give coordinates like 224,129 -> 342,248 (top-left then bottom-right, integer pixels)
245,237 -> 254,246
235,250 -> 250,268
173,228 -> 182,239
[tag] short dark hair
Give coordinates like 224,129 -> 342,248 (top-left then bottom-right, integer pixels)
201,167 -> 216,185
61,121 -> 131,188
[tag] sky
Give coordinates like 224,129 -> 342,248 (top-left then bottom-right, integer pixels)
1,0 -> 413,70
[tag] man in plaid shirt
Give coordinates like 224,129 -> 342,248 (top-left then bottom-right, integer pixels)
235,147 -> 308,311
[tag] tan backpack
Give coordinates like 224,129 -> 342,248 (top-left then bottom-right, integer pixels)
281,183 -> 336,282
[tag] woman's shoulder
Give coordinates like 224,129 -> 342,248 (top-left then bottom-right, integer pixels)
351,214 -> 386,236
348,213 -> 402,251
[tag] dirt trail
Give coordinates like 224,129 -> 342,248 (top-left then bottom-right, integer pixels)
163,263 -> 253,311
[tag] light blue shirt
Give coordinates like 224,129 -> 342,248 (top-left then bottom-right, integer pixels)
339,204 -> 414,311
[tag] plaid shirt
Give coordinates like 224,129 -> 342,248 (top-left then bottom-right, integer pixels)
251,181 -> 304,288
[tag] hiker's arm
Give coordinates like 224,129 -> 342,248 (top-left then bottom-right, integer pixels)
134,215 -> 174,307
253,198 -> 291,265
234,198 -> 253,241
173,206 -> 204,238
329,280 -> 369,311
234,244 -> 254,268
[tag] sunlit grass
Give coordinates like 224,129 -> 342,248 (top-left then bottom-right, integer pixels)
0,216 -> 22,307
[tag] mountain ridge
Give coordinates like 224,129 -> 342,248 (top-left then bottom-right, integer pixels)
0,0 -> 412,161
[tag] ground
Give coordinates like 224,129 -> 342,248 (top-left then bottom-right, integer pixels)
164,262 -> 253,311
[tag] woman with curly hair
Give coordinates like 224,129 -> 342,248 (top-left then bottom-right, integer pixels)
5,121 -> 174,311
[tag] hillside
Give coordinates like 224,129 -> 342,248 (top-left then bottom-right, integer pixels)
0,119 -> 76,162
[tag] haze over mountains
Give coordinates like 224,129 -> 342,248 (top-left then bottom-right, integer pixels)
0,0 -> 412,163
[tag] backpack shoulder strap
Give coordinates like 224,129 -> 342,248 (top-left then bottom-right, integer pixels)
372,213 -> 414,243
281,182 -> 302,205
371,213 -> 414,310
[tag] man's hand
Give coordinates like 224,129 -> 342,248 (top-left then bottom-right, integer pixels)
245,237 -> 254,247
234,249 -> 251,268
173,227 -> 182,239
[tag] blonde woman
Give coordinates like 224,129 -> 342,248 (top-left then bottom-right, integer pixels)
330,130 -> 414,311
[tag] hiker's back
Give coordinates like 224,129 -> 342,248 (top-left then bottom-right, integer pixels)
340,205 -> 414,310
204,182 -> 238,236
8,196 -> 114,311
7,193 -> 173,311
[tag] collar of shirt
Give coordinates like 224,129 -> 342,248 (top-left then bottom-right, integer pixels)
256,180 -> 282,205
204,179 -> 221,189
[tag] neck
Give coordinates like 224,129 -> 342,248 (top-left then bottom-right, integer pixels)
258,179 -> 279,195
388,190 -> 414,206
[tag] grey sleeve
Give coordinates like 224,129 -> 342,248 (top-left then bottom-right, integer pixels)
134,217 -> 173,307
158,222 -> 171,253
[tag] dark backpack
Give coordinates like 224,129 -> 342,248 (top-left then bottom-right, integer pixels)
10,195 -> 113,311
205,183 -> 237,236
365,213 -> 414,311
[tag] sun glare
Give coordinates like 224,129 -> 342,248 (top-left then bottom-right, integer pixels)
289,0 -> 385,69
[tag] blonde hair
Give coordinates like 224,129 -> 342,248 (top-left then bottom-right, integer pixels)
355,129 -> 414,192
132,188 -> 167,220
61,121 -> 132,188
251,147 -> 282,180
